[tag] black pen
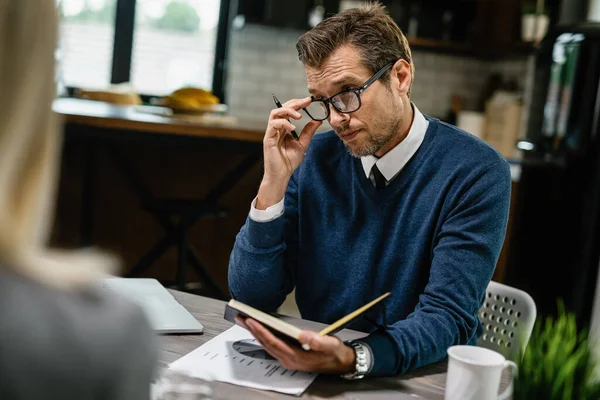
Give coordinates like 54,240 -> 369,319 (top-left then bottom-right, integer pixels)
272,94 -> 299,140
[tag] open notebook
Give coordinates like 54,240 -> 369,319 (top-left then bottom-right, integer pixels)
224,292 -> 390,344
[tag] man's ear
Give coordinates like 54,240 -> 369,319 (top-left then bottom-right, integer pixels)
391,59 -> 412,96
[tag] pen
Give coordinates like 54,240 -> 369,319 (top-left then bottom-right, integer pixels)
272,94 -> 299,140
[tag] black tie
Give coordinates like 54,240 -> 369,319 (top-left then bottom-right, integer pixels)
371,164 -> 386,190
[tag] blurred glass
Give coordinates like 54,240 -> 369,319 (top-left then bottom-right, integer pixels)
58,0 -> 117,89
131,0 -> 221,96
152,369 -> 214,400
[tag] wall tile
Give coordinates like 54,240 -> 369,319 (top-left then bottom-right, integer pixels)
226,24 -> 529,125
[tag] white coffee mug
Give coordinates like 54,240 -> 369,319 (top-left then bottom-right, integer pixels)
444,345 -> 517,400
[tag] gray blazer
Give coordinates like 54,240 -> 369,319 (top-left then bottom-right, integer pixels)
0,269 -> 157,399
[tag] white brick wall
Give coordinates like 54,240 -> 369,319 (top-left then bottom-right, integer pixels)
226,24 -> 529,130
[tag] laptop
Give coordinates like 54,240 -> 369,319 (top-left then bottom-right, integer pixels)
97,277 -> 204,334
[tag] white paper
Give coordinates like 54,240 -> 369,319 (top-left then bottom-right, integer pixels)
168,325 -> 318,396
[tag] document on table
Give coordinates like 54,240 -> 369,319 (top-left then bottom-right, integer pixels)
168,325 -> 318,396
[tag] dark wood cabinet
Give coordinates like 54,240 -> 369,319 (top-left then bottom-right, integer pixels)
381,0 -> 539,59
234,0 -> 340,30
381,0 -> 477,44
471,0 -> 522,47
234,0 -> 542,59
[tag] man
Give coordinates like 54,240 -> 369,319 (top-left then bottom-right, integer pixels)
228,2 -> 511,378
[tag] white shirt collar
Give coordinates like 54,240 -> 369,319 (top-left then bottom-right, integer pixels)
360,103 -> 429,181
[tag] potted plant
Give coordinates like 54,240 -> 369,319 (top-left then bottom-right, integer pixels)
521,1 -> 549,43
514,302 -> 600,399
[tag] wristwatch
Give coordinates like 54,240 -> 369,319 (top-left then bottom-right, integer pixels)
341,341 -> 372,380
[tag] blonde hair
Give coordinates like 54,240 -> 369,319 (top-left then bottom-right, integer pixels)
0,1 -> 115,288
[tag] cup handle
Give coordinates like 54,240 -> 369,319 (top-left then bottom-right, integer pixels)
497,360 -> 518,400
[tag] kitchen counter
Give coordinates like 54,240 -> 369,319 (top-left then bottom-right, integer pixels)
53,98 -> 266,143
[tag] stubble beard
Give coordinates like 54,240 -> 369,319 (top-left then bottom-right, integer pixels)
341,117 -> 402,158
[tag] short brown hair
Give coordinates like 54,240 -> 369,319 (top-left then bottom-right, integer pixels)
296,2 -> 414,96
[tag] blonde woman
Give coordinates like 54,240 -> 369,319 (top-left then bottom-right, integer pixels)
0,2 -> 156,399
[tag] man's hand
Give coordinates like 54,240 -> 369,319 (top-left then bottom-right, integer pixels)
256,97 -> 323,210
236,317 -> 356,374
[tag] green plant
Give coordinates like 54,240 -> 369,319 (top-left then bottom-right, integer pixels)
514,302 -> 600,400
522,1 -> 548,15
152,1 -> 200,33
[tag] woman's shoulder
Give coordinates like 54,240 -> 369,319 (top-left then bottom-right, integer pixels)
0,269 -> 156,399
0,268 -> 152,342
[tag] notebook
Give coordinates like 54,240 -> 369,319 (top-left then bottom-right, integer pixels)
224,292 -> 390,345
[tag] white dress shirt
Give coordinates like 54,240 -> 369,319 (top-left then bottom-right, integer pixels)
250,104 -> 429,222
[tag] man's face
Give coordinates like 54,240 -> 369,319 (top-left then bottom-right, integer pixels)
305,45 -> 405,158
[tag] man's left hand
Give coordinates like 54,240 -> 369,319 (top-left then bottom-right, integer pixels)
236,317 -> 356,374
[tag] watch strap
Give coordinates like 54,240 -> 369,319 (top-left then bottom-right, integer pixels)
341,340 -> 373,380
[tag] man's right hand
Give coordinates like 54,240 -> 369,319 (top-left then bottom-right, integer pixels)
256,97 -> 323,210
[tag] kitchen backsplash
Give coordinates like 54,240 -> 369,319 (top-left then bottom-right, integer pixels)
226,24 -> 529,131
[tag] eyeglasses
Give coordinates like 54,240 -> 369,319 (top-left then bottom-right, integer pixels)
303,62 -> 395,121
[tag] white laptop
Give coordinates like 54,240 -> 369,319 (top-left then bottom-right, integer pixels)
97,277 -> 204,334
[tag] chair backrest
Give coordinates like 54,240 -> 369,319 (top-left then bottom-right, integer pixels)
477,281 -> 537,361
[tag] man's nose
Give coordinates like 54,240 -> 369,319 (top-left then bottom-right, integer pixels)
328,106 -> 350,129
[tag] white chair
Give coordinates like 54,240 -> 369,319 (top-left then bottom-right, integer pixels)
477,281 -> 537,361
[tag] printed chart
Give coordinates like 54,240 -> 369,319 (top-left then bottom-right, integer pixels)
169,325 -> 318,396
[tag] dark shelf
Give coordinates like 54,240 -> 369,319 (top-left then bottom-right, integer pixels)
408,37 -> 539,59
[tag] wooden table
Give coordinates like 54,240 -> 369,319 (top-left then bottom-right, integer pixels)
161,290 -> 457,399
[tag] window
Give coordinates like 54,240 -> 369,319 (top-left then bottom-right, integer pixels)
131,0 -> 221,96
56,0 -> 228,99
58,0 -> 118,90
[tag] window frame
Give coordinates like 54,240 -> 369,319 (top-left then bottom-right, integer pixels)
64,0 -> 231,103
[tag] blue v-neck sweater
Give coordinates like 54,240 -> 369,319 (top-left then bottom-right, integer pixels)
229,117 -> 511,376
